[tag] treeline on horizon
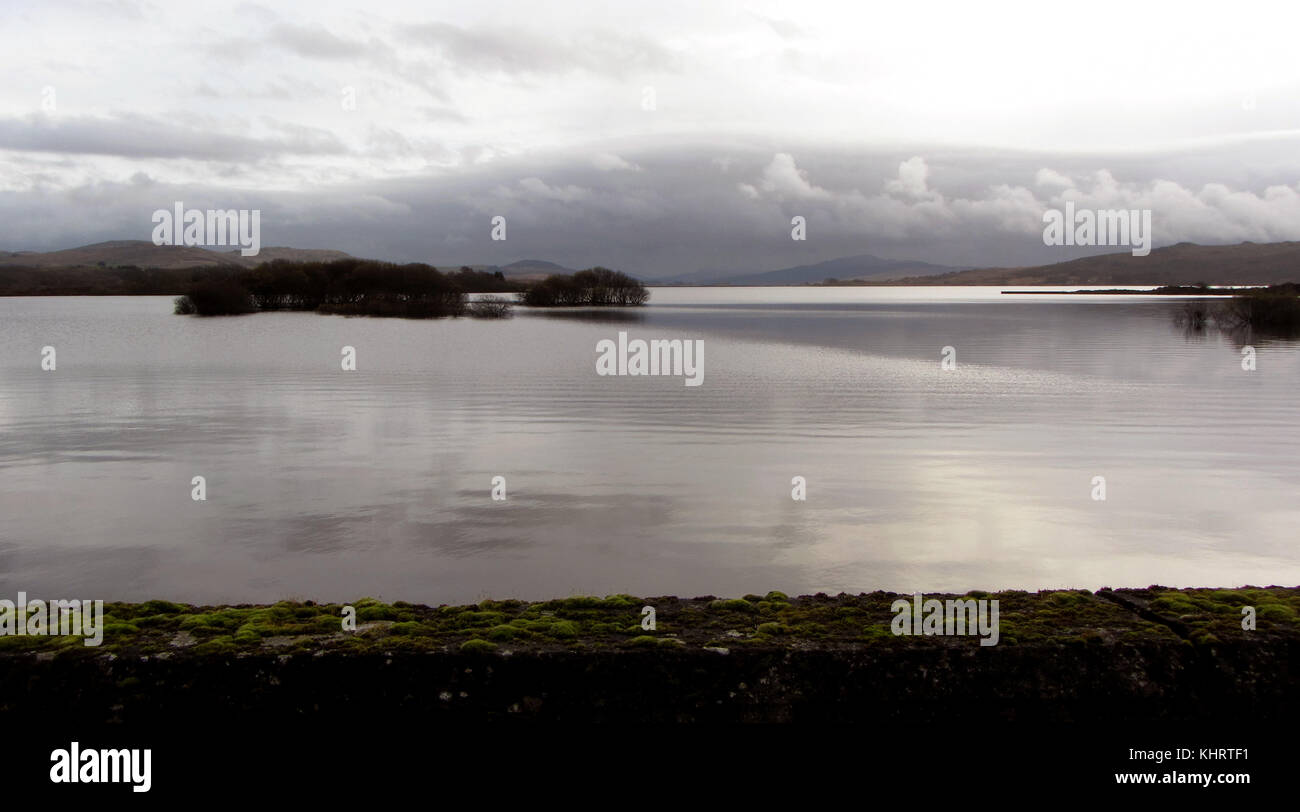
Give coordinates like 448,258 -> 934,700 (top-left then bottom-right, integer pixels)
177,259 -> 521,318
0,259 -> 650,317
0,261 -> 520,299
174,259 -> 649,317
0,263 -> 228,296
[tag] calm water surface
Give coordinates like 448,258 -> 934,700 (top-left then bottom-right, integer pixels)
1,287 -> 1297,603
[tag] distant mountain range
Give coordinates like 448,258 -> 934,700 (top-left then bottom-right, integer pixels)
494,259 -> 578,281
889,241 -> 1300,286
651,254 -> 969,285
0,240 -> 352,270
5,240 -> 1300,287
0,242 -> 582,281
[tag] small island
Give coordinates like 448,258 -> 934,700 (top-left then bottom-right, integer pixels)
172,259 -> 649,318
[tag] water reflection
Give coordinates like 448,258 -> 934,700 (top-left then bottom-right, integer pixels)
527,307 -> 649,324
0,292 -> 1298,604
1170,297 -> 1300,347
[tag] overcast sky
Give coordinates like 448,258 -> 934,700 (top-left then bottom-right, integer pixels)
4,0 -> 1300,275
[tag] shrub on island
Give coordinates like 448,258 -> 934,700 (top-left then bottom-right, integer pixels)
173,277 -> 255,315
174,258 -> 521,318
466,296 -> 514,319
522,267 -> 648,307
1220,283 -> 1300,334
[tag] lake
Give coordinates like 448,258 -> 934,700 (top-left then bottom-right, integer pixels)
1,287 -> 1297,604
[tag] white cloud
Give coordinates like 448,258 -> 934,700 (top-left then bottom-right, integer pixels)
504,176 -> 591,203
591,153 -> 639,171
736,150 -> 1300,248
756,152 -> 830,199
1035,168 -> 1074,188
885,156 -> 936,200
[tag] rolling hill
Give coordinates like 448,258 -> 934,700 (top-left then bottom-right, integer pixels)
890,242 -> 1300,286
653,253 -> 968,285
497,259 -> 580,282
0,240 -> 352,270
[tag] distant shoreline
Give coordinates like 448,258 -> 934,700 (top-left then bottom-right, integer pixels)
1002,285 -> 1259,296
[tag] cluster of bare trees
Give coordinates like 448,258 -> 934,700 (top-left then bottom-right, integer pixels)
522,267 -> 649,307
176,259 -> 524,317
1176,283 -> 1300,338
175,259 -> 650,317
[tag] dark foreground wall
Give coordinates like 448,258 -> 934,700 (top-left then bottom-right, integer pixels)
2,586 -> 1297,727
3,639 -> 1299,726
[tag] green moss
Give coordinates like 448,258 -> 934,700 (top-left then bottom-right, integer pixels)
133,614 -> 179,629
0,587 -> 1290,657
1142,587 -> 1299,639
555,596 -> 603,609
479,599 -> 525,612
859,624 -> 894,642
709,599 -> 757,613
1047,591 -> 1090,608
1258,604 -> 1296,621
547,621 -> 579,639
1072,630 -> 1104,645
1150,596 -> 1198,615
139,600 -> 188,615
460,639 -> 498,654
193,636 -> 238,655
487,624 -> 525,641
179,612 -> 241,633
451,611 -> 507,628
601,594 -> 640,608
0,636 -> 45,651
356,604 -> 403,621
